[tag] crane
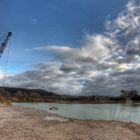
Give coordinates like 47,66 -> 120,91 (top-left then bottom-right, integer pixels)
0,32 -> 12,57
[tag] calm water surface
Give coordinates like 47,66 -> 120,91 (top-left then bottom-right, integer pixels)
12,102 -> 140,124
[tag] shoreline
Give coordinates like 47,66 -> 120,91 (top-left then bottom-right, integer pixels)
0,103 -> 140,140
11,101 -> 138,104
10,99 -> 135,104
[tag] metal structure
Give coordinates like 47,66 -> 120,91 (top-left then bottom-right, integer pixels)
0,32 -> 12,57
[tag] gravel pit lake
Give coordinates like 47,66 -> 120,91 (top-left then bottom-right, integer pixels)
12,102 -> 140,124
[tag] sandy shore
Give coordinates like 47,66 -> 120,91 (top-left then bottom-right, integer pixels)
0,104 -> 140,140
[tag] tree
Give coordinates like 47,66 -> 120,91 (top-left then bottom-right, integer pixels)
120,90 -> 138,98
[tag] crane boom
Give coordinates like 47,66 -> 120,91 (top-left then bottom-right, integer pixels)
0,32 -> 12,56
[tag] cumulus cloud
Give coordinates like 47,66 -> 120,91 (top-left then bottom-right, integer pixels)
3,0 -> 140,96
82,69 -> 140,96
37,34 -> 113,63
106,0 -> 140,61
4,62 -> 82,95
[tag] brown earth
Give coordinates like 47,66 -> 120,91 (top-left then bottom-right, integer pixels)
0,104 -> 140,140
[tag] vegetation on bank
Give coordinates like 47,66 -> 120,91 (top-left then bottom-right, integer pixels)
0,87 -> 140,103
0,96 -> 11,104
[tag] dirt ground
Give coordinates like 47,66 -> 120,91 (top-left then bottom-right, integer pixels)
0,104 -> 140,140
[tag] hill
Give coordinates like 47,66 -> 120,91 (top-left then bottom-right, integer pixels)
0,87 -> 140,103
0,87 -> 60,102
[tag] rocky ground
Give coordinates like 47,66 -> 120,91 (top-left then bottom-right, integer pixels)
0,104 -> 140,140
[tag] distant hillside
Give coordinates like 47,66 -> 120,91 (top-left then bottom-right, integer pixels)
0,86 -> 122,103
0,87 -> 61,102
0,87 -> 140,103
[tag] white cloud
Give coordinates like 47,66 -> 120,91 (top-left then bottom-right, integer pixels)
82,34 -> 113,60
3,0 -> 140,96
106,0 -> 140,60
36,34 -> 113,64
29,18 -> 38,25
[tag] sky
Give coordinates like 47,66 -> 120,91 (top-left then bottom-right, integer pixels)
0,0 -> 140,96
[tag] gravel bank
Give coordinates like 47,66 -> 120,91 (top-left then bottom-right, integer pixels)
0,104 -> 140,140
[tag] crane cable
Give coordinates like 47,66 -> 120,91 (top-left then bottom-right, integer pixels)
0,32 -> 12,87
3,45 -> 11,87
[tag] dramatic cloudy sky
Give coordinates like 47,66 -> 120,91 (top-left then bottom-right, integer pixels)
0,0 -> 140,96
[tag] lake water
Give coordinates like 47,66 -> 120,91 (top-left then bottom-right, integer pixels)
12,102 -> 140,124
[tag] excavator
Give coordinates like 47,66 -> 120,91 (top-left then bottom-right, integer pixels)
0,32 -> 12,57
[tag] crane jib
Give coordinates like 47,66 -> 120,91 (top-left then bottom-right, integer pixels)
0,32 -> 12,57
